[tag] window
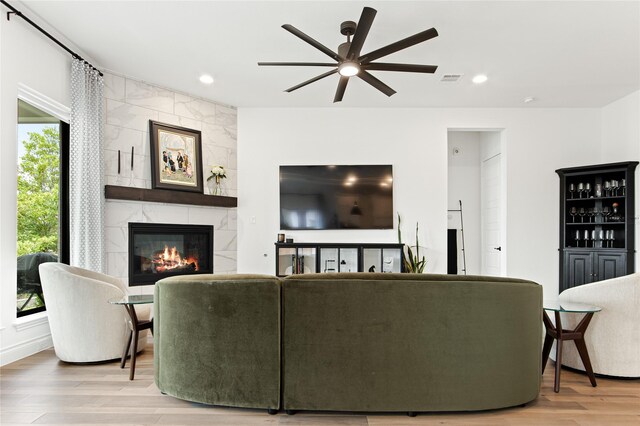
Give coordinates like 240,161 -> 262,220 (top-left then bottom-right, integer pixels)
16,99 -> 69,317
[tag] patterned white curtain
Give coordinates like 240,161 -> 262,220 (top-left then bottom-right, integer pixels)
70,59 -> 105,272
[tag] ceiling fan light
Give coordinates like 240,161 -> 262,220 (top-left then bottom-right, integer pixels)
338,62 -> 360,77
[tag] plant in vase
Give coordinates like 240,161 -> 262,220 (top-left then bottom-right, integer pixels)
397,213 -> 427,273
207,165 -> 227,195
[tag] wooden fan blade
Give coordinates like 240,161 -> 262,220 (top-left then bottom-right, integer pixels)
347,7 -> 377,60
258,62 -> 338,67
333,76 -> 350,103
358,71 -> 396,97
282,24 -> 342,61
285,69 -> 338,93
364,63 -> 438,73
360,28 -> 438,63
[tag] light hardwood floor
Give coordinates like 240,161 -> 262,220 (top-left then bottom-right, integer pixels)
1,345 -> 639,425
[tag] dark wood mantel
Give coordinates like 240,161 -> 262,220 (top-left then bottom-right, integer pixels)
104,185 -> 237,208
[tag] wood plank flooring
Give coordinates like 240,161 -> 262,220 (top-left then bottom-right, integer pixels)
1,345 -> 638,425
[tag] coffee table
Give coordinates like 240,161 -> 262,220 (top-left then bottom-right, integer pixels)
109,294 -> 154,380
542,300 -> 601,392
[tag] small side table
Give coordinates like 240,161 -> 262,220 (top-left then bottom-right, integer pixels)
542,300 -> 601,392
109,294 -> 154,380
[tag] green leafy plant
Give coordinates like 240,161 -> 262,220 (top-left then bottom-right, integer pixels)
397,213 -> 427,273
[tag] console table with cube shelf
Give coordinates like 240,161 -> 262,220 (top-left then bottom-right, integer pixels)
275,243 -> 405,277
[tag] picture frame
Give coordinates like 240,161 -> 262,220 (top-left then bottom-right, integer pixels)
149,120 -> 203,193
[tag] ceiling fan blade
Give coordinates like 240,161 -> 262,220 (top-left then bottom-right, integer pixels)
364,63 -> 438,73
285,69 -> 338,93
258,62 -> 338,67
347,7 -> 377,60
359,28 -> 439,63
282,24 -> 342,62
333,76 -> 350,103
358,71 -> 396,97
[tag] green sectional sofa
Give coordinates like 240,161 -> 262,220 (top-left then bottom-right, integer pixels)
154,273 -> 542,415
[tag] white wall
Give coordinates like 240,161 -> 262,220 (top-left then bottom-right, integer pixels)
447,132 -> 481,274
102,73 -> 238,295
600,90 -> 640,266
0,12 -> 71,365
238,107 -> 603,301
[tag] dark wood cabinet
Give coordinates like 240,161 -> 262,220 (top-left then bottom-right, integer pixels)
275,242 -> 404,277
557,162 -> 637,292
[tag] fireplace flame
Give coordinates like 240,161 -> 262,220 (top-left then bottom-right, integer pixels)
152,245 -> 199,273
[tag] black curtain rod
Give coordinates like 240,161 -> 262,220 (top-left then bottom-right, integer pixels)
1,0 -> 103,76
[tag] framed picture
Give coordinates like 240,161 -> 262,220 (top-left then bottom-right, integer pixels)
149,120 -> 203,193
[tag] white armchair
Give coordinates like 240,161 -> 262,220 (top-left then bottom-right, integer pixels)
39,263 -> 150,363
556,273 -> 640,378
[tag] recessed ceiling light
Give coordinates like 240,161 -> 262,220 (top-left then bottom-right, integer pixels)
472,74 -> 488,84
199,74 -> 214,85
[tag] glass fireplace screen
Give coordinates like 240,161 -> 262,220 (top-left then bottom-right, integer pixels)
129,223 -> 213,285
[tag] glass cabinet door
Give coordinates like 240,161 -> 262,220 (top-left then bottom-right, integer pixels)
297,247 -> 317,274
363,248 -> 381,273
277,247 -> 297,276
339,248 -> 358,272
382,248 -> 402,273
320,248 -> 338,273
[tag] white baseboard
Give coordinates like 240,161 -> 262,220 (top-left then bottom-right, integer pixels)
0,334 -> 53,366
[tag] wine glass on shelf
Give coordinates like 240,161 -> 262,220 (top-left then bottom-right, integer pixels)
585,183 -> 591,198
577,183 -> 585,198
598,229 -> 604,248
591,230 -> 597,248
604,180 -> 611,197
574,230 -> 581,247
578,207 -> 586,223
587,207 -> 595,223
569,206 -> 578,223
568,183 -> 576,199
621,179 -> 626,196
610,230 -> 616,248
602,206 -> 611,222
584,230 -> 590,247
611,180 -> 619,196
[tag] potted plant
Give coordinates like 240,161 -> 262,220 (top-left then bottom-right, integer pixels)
397,213 -> 427,273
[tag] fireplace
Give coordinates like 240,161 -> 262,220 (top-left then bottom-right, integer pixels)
128,223 -> 213,286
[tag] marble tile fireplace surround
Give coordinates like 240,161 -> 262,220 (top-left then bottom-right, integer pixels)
103,72 -> 237,293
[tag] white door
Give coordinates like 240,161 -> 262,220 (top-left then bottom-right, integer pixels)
481,153 -> 502,276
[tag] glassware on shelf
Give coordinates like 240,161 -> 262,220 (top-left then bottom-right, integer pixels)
587,207 -> 595,223
574,230 -> 581,247
577,182 -> 584,198
584,230 -> 590,247
602,206 -> 611,222
595,183 -> 603,197
591,230 -> 597,247
611,180 -> 619,196
610,203 -> 623,222
610,230 -> 616,248
604,180 -> 611,197
621,179 -> 626,196
578,207 -> 586,223
569,206 -> 578,223
598,229 -> 604,248
585,183 -> 591,198
569,183 -> 576,198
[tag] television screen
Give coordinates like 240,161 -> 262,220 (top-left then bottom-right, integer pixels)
280,165 -> 393,230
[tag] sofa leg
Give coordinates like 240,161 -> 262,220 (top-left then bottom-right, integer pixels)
267,408 -> 278,415
407,412 -> 417,417
285,410 -> 296,415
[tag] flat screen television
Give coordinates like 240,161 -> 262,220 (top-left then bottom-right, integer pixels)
280,165 -> 393,230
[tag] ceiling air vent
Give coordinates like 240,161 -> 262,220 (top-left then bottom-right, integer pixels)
441,74 -> 463,82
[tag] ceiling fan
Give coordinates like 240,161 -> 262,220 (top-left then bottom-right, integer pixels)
258,7 -> 439,103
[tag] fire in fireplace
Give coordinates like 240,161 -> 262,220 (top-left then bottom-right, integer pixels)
128,223 -> 213,286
